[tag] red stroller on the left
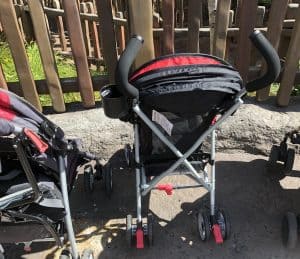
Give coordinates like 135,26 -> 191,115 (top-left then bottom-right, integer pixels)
0,89 -> 111,258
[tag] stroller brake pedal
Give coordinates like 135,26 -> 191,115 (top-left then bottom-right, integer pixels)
136,228 -> 144,249
156,184 -> 173,195
212,224 -> 224,244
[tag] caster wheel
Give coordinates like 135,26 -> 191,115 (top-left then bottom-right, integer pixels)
103,164 -> 113,197
124,144 -> 133,167
216,208 -> 231,240
147,213 -> 154,246
283,149 -> 295,175
268,145 -> 280,166
197,210 -> 211,241
59,249 -> 72,259
282,212 -> 298,249
94,161 -> 103,180
81,249 -> 94,259
84,165 -> 94,193
126,214 -> 133,247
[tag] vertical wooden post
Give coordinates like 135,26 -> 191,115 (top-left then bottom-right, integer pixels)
187,0 -> 202,53
162,0 -> 174,55
213,0 -> 231,59
53,0 -> 67,52
208,0 -> 218,54
256,0 -> 289,101
235,1 -> 257,82
277,11 -> 300,106
128,0 -> 154,67
80,3 -> 92,58
0,64 -> 8,90
62,0 -> 95,107
20,4 -> 35,42
96,0 -> 118,83
28,0 -> 66,112
116,11 -> 126,53
0,0 -> 41,111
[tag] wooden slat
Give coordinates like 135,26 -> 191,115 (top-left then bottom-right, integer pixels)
62,0 -> 95,107
53,0 -> 67,52
256,0 -> 289,101
187,0 -> 202,52
87,3 -> 101,59
96,0 -> 118,83
128,0 -> 155,67
0,63 -> 8,90
80,3 -> 92,58
19,4 -> 34,42
28,0 -> 66,112
162,0 -> 174,55
208,0 -> 218,54
235,1 -> 257,81
115,11 -> 126,53
213,0 -> 231,59
0,0 -> 41,111
277,11 -> 300,106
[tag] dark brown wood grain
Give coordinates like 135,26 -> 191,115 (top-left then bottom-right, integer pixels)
162,0 -> 175,55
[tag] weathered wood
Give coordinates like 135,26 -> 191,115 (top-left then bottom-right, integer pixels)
20,5 -> 34,42
187,0 -> 202,52
213,0 -> 231,59
277,11 -> 300,106
256,6 -> 265,27
208,0 -> 218,54
96,0 -> 118,83
53,0 -> 67,52
0,64 -> 8,90
116,11 -> 126,53
128,0 -> 155,67
62,0 -> 95,107
87,3 -> 101,59
162,0 -> 174,55
256,0 -> 289,101
28,0 -> 65,112
235,1 -> 257,81
0,0 -> 41,111
80,3 -> 92,58
286,3 -> 299,19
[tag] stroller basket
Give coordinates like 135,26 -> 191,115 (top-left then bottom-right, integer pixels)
100,84 -> 129,118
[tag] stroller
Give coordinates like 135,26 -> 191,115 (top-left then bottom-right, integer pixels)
100,30 -> 280,248
0,89 -> 109,258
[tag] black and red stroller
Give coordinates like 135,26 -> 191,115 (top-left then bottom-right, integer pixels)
0,89 -> 108,258
101,30 -> 280,248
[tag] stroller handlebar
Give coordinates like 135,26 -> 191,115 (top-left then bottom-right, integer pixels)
116,31 -> 280,97
115,35 -> 144,98
245,30 -> 281,92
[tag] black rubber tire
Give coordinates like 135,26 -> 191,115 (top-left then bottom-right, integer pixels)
103,164 -> 113,198
94,162 -> 103,180
269,145 -> 280,165
83,165 -> 94,193
124,144 -> 132,167
283,149 -> 295,175
59,249 -> 72,259
282,212 -> 298,249
197,210 -> 211,241
81,249 -> 94,259
216,208 -> 231,240
126,214 -> 133,247
147,213 -> 154,246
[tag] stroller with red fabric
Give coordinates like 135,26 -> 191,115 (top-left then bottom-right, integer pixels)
0,89 -> 106,258
100,31 -> 281,248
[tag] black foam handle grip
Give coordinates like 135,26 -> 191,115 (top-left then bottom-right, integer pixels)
245,30 -> 281,92
115,35 -> 144,98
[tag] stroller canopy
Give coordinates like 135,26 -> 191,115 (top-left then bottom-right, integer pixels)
130,54 -> 243,116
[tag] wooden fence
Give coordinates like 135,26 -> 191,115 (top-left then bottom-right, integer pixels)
0,0 -> 299,112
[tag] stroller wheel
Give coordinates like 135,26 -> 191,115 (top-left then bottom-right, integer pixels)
84,165 -> 95,193
94,161 -> 103,180
216,208 -> 231,240
283,149 -> 295,175
124,144 -> 133,167
197,210 -> 211,241
126,214 -> 133,247
268,145 -> 280,166
59,249 -> 72,259
81,249 -> 94,259
147,213 -> 154,246
282,212 -> 298,249
104,164 -> 113,197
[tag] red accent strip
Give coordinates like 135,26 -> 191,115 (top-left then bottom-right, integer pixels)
0,106 -> 15,121
157,184 -> 173,195
24,128 -> 49,153
131,56 -> 221,80
136,228 -> 144,249
0,91 -> 11,108
212,224 -> 224,244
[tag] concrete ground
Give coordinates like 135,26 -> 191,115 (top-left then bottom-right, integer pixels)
4,152 -> 300,259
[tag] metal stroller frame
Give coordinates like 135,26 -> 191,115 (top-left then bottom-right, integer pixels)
102,30 -> 280,248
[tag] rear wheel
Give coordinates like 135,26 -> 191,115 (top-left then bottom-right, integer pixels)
84,165 -> 94,193
103,164 -> 113,197
147,213 -> 154,246
216,209 -> 231,240
126,214 -> 133,247
197,210 -> 211,241
283,149 -> 295,175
